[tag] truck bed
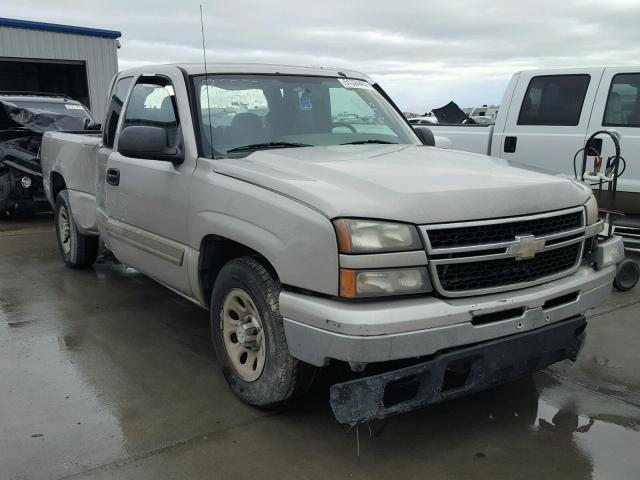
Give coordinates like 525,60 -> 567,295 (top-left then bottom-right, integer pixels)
427,124 -> 494,155
40,131 -> 102,234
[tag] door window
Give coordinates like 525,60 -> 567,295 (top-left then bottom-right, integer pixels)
103,77 -> 132,148
603,73 -> 640,127
121,80 -> 180,146
517,75 -> 590,126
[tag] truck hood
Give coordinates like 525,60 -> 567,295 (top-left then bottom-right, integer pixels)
213,145 -> 591,224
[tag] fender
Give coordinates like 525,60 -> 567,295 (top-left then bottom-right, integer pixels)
188,164 -> 340,298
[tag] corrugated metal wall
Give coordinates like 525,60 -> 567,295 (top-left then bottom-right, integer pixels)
0,26 -> 118,118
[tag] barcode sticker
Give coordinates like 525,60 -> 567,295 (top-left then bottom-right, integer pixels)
338,78 -> 373,90
64,104 -> 85,110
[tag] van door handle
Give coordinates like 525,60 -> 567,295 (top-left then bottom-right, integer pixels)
504,136 -> 517,153
106,168 -> 120,186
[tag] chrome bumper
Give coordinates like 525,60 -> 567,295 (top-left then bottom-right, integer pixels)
281,263 -> 615,366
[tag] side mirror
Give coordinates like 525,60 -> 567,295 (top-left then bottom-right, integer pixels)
413,126 -> 436,146
118,126 -> 184,163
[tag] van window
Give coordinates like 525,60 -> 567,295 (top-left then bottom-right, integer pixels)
121,80 -> 180,147
517,75 -> 590,126
103,77 -> 132,148
603,73 -> 640,127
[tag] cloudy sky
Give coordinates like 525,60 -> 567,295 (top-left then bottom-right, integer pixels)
2,0 -> 639,112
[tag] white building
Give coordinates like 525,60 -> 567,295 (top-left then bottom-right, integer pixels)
0,17 -> 121,118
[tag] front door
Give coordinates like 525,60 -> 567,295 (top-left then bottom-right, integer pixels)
103,74 -> 195,294
586,68 -> 640,214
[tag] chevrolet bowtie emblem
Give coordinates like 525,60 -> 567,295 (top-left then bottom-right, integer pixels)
507,235 -> 546,260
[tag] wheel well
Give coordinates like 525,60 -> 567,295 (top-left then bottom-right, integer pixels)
199,235 -> 278,306
50,172 -> 66,200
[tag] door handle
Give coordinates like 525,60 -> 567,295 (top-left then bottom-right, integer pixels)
106,168 -> 120,186
504,136 -> 517,153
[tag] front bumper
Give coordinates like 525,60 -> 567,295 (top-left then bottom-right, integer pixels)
330,315 -> 586,425
281,263 -> 615,366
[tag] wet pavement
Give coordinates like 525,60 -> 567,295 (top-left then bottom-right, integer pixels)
1,214 -> 639,480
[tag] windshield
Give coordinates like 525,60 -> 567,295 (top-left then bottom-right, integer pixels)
192,75 -> 420,157
9,100 -> 94,122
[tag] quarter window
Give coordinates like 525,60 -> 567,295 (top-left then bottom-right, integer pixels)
103,77 -> 132,148
518,75 -> 590,126
121,79 -> 180,146
603,73 -> 640,127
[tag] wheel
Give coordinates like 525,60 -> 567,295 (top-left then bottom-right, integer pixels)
54,190 -> 99,268
210,257 -> 315,407
614,259 -> 639,291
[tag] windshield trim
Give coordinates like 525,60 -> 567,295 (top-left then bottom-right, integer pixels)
189,73 -> 421,159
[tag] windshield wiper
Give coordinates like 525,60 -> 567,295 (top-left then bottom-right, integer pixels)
340,139 -> 398,145
226,142 -> 312,154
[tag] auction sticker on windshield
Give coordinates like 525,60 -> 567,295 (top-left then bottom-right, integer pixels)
64,104 -> 85,110
338,78 -> 373,90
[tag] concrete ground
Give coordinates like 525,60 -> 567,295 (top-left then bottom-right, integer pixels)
1,213 -> 639,480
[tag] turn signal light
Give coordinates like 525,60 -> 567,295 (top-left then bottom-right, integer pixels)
339,269 -> 357,298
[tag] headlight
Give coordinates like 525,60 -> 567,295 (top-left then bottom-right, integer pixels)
340,267 -> 431,298
333,219 -> 422,253
584,195 -> 599,225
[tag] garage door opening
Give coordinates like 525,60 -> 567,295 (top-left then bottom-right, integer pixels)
0,58 -> 90,109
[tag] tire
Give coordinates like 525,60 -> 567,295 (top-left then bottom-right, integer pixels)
210,256 -> 315,407
54,190 -> 99,268
614,259 -> 639,291
1,170 -> 14,219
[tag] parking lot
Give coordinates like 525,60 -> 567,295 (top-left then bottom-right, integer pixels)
1,213 -> 639,480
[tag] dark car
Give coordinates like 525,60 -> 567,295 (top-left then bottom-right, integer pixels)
0,92 -> 96,217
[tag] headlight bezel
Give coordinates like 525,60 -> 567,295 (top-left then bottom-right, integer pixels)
333,218 -> 430,298
333,218 -> 423,254
339,267 -> 432,298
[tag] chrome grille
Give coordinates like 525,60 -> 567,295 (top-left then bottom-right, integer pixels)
428,211 -> 583,249
436,243 -> 581,292
613,224 -> 640,253
422,207 -> 586,297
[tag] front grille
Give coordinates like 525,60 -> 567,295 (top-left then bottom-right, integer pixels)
436,243 -> 581,292
428,211 -> 582,249
613,225 -> 640,253
422,207 -> 586,297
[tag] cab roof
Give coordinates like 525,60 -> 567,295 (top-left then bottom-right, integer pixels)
120,63 -> 373,82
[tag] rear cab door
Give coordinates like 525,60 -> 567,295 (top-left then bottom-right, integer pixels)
497,68 -> 605,176
586,67 -> 640,215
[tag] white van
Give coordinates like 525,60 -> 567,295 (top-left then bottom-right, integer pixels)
428,67 -> 640,251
